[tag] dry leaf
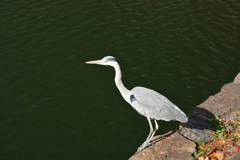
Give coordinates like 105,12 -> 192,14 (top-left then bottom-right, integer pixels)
235,146 -> 240,152
220,119 -> 226,123
198,156 -> 204,160
216,141 -> 222,145
216,150 -> 223,160
209,152 -> 217,158
205,149 -> 215,156
204,156 -> 209,160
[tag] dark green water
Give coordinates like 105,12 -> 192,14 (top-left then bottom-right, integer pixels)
0,0 -> 239,159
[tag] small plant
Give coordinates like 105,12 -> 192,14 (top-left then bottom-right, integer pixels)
197,140 -> 205,146
194,115 -> 240,160
236,109 -> 240,114
234,117 -> 240,122
230,135 -> 236,141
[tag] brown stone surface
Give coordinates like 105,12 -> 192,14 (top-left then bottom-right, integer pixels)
191,73 -> 240,121
179,116 -> 215,142
180,73 -> 240,142
194,82 -> 240,121
129,132 -> 196,160
229,151 -> 240,160
233,72 -> 240,84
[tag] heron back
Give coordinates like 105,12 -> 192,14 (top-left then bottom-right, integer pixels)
130,87 -> 188,123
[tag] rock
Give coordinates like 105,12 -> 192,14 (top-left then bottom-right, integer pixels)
179,116 -> 215,142
229,151 -> 240,160
233,72 -> 240,84
129,132 -> 196,160
195,82 -> 240,121
179,107 -> 217,143
180,73 -> 240,142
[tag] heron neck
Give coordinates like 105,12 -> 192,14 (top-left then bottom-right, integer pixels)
113,63 -> 131,104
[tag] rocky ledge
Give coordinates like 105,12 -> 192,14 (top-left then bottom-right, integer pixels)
129,132 -> 196,160
129,72 -> 240,160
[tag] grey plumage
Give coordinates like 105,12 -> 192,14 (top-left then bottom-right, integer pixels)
131,87 -> 188,122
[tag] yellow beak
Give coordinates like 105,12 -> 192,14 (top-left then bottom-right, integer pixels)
85,60 -> 101,64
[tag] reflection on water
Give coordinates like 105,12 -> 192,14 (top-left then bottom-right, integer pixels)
0,0 -> 239,159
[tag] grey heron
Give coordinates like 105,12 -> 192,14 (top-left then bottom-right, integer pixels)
85,56 -> 188,152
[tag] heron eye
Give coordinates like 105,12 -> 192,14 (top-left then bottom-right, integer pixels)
105,60 -> 108,62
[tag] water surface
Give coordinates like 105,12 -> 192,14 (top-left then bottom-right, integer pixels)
0,0 -> 239,159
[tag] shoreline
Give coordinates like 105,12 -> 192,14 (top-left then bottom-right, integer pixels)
129,72 -> 240,160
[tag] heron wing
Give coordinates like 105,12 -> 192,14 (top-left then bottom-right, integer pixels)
130,87 -> 188,123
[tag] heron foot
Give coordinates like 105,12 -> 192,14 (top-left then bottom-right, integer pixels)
138,142 -> 146,150
136,141 -> 147,153
136,141 -> 154,153
149,142 -> 155,147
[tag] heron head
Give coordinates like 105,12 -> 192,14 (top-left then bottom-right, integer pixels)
85,56 -> 118,66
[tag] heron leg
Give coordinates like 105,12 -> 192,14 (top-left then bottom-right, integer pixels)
138,117 -> 153,151
147,119 -> 159,145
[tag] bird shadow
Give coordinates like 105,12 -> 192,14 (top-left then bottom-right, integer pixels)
178,107 -> 218,143
150,131 -> 175,145
183,107 -> 216,131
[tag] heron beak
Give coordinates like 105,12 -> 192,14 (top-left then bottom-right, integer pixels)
85,60 -> 101,64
